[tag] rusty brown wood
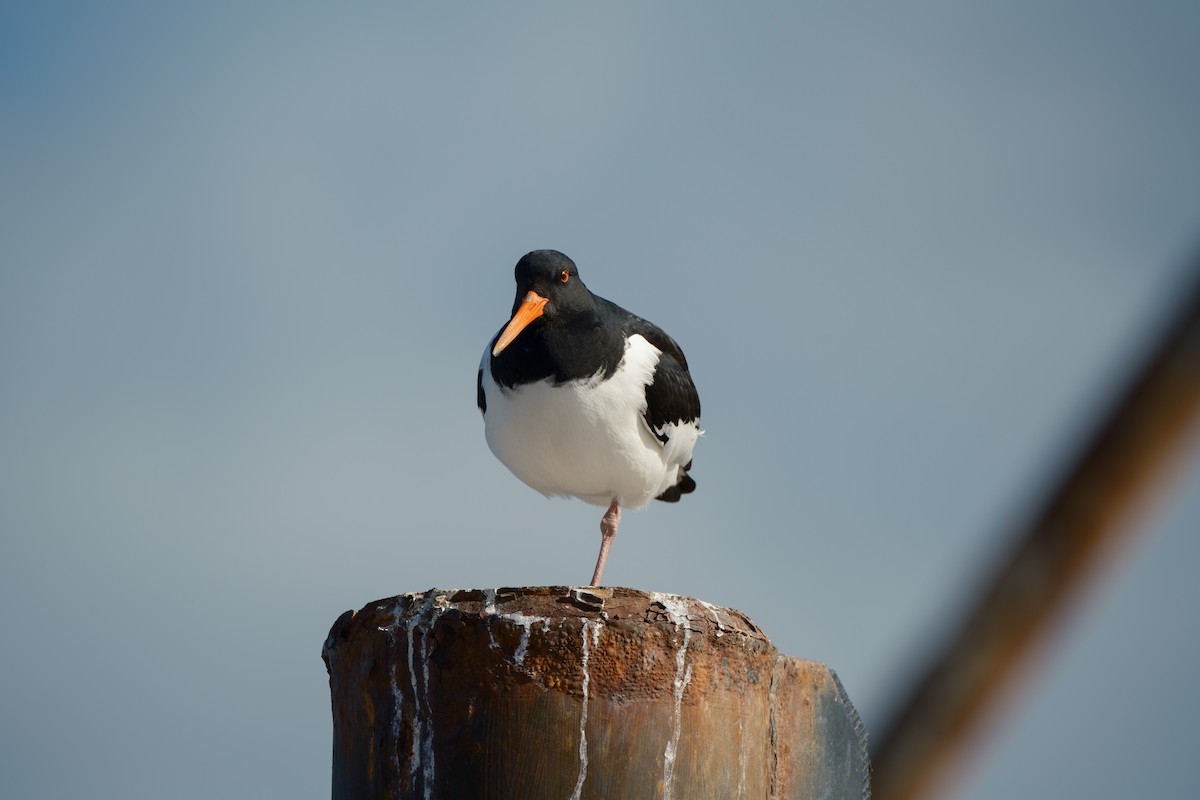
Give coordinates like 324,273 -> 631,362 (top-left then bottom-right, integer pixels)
323,586 -> 870,799
870,265 -> 1200,800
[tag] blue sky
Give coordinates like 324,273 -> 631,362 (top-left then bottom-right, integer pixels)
3,3 -> 1199,798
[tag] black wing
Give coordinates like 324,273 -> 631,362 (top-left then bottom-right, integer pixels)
642,346 -> 701,438
476,367 -> 486,413
598,295 -> 702,502
594,295 -> 701,429
644,344 -> 700,503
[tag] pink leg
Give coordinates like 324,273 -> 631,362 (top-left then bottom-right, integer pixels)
589,498 -> 621,587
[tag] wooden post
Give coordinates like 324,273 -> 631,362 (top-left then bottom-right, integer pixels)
323,586 -> 869,799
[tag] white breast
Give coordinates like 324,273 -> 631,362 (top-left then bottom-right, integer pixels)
481,334 -> 697,509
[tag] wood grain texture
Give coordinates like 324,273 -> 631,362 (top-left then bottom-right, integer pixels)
323,587 -> 870,799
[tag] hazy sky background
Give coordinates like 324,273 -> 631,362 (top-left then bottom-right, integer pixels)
3,3 -> 1199,798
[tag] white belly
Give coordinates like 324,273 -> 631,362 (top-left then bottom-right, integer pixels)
482,335 -> 693,509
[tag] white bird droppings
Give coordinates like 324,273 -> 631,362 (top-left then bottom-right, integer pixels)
651,593 -> 694,800
570,618 -> 602,800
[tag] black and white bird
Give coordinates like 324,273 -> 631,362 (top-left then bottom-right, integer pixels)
477,250 -> 702,586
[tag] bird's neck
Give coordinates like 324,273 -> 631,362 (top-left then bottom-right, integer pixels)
492,316 -> 624,387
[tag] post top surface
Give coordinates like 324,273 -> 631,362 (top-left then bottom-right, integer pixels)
326,586 -> 774,653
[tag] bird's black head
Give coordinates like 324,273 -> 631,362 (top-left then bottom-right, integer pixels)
493,250 -> 596,355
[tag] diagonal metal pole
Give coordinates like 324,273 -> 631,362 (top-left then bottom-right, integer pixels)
870,257 -> 1200,800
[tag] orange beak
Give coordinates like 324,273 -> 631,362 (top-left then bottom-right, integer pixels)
492,291 -> 549,356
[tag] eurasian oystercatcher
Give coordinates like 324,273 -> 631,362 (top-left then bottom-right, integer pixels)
477,249 -> 702,586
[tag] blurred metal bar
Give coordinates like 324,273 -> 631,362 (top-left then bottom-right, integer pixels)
870,261 -> 1200,800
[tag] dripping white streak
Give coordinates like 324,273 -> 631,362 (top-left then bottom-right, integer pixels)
404,603 -> 425,797
402,592 -> 447,800
483,588 -> 499,652
478,593 -> 552,667
653,593 -> 693,800
699,600 -> 726,638
377,606 -> 405,778
500,612 -> 549,666
663,662 -> 693,800
419,620 -> 434,795
569,619 -> 596,800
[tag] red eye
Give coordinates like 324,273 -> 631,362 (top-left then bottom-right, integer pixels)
560,269 -> 570,283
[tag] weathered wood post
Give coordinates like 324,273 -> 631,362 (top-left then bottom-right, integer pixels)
323,586 -> 869,799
